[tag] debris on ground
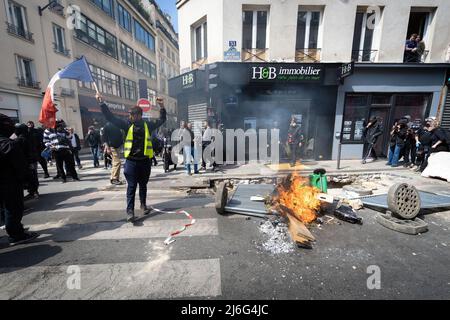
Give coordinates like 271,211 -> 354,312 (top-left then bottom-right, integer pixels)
259,220 -> 295,254
334,202 -> 363,224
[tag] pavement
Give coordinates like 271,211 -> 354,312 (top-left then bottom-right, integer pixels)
0,154 -> 449,299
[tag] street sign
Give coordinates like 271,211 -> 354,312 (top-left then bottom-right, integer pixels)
137,98 -> 152,112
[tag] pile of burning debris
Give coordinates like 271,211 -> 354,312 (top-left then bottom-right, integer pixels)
215,171 -> 363,251
267,173 -> 362,249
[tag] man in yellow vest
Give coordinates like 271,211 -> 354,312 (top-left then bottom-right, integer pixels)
96,93 -> 166,222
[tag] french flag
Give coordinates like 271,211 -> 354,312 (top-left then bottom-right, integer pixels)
40,56 -> 94,128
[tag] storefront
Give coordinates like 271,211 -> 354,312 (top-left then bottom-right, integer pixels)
169,62 -> 342,160
333,64 -> 449,160
78,93 -> 132,134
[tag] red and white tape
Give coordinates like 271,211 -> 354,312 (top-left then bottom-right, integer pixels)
149,206 -> 196,245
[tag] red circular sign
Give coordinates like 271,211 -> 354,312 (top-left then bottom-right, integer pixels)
137,98 -> 152,112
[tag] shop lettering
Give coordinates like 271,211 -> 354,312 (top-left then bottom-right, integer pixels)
251,67 -> 277,80
182,73 -> 194,87
251,66 -> 321,80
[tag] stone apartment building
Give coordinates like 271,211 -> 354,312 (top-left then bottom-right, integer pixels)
0,0 -> 180,137
170,0 -> 450,160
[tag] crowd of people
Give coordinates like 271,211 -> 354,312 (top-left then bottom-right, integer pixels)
362,115 -> 450,173
0,114 -> 86,245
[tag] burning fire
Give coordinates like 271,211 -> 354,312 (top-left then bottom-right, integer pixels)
274,172 -> 321,224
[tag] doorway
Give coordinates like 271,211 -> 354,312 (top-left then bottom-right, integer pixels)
368,108 -> 390,157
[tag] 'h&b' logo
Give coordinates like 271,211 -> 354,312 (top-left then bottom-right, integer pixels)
182,73 -> 194,86
252,67 -> 277,80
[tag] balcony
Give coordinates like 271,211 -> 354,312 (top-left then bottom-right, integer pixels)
352,50 -> 378,62
295,48 -> 321,63
53,43 -> 70,57
242,48 -> 268,62
60,88 -> 75,97
191,57 -> 208,70
6,22 -> 34,43
404,50 -> 430,63
17,77 -> 40,89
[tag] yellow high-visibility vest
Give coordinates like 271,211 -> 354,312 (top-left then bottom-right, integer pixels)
124,122 -> 153,159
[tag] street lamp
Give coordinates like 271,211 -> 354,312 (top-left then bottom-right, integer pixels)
38,0 -> 64,16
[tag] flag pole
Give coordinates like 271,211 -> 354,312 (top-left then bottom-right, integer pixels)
92,81 -> 100,95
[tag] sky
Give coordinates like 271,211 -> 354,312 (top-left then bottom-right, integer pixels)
155,0 -> 178,32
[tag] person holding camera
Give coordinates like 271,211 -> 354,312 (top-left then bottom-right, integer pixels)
386,119 -> 407,167
96,93 -> 166,223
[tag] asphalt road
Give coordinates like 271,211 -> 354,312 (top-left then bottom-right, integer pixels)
0,158 -> 449,299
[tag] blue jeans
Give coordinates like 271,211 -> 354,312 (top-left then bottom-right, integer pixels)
123,158 -> 151,212
387,145 -> 402,166
91,146 -> 99,167
184,145 -> 198,174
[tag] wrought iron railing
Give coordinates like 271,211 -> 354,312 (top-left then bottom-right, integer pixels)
295,48 -> 321,62
242,48 -> 268,62
191,57 -> 208,70
351,50 -> 378,62
17,77 -> 40,89
60,88 -> 75,97
6,22 -> 33,42
404,49 -> 430,63
53,42 -> 70,57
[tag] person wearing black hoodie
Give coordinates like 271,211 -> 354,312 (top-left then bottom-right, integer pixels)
362,116 -> 383,164
287,116 -> 304,167
0,114 -> 38,245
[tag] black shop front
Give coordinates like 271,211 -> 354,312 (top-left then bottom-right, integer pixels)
169,62 -> 342,160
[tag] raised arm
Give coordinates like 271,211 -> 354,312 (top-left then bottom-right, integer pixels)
95,93 -> 128,131
147,97 -> 167,132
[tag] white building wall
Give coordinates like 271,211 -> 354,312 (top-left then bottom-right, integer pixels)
177,0 -> 450,70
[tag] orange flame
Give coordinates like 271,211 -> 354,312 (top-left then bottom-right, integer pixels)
275,172 -> 321,224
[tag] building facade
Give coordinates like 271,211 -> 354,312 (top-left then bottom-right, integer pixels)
171,0 -> 450,160
0,0 -> 82,133
1,0 -> 179,138
143,0 -> 180,128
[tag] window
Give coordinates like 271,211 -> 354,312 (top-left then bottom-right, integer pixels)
342,94 -> 369,142
120,42 -> 134,68
75,15 -> 118,59
135,52 -> 156,79
404,8 -> 435,62
147,88 -> 156,107
351,8 -> 381,62
296,11 -> 321,50
15,55 -> 39,88
242,10 -> 268,49
79,64 -> 120,97
123,78 -> 136,100
118,4 -> 131,33
52,24 -> 69,56
134,20 -> 155,51
193,21 -> 207,61
6,0 -> 32,41
91,0 -> 114,18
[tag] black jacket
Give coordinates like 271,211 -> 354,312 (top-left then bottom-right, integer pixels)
100,102 -> 166,161
287,125 -> 302,145
0,135 -> 27,186
103,122 -> 124,148
363,122 -> 383,144
85,130 -> 101,147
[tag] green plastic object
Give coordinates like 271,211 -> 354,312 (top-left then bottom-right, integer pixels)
310,173 -> 328,193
